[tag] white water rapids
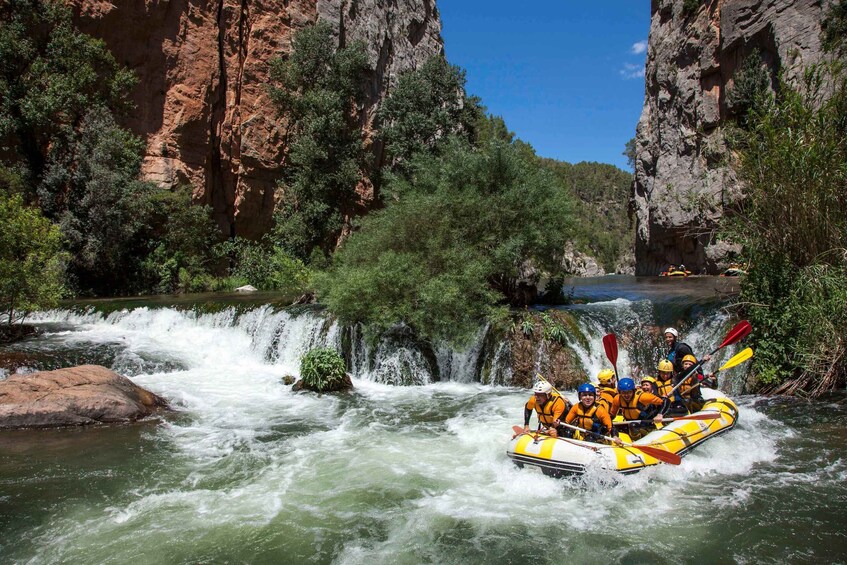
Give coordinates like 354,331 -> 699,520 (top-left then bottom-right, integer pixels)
2,290 -> 846,563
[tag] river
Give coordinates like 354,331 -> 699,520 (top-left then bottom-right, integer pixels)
1,276 -> 845,563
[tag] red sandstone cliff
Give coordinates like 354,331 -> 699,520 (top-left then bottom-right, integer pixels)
69,0 -> 443,239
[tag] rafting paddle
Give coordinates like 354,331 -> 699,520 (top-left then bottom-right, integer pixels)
602,333 -> 619,379
666,320 -> 752,399
558,422 -> 681,465
686,347 -> 754,395
612,413 -> 721,425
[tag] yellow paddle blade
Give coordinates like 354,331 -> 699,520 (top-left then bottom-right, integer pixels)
718,347 -> 753,372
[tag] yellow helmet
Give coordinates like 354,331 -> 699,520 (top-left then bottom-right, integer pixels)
597,369 -> 616,385
682,354 -> 697,364
641,376 -> 658,385
657,360 -> 674,373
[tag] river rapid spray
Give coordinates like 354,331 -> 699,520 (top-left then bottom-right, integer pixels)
1,277 -> 846,563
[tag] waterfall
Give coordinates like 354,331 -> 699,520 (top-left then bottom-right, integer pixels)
27,285 -> 737,389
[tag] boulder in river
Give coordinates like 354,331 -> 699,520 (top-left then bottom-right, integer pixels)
0,365 -> 169,429
293,373 -> 354,393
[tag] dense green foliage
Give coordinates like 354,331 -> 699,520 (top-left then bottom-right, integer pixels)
315,137 -> 574,346
43,107 -> 156,294
0,186 -> 66,326
0,0 -> 135,189
727,50 -> 772,127
300,348 -> 347,392
727,63 -> 847,395
541,160 -> 633,272
822,0 -> 847,55
268,22 -> 369,261
138,189 -> 222,294
216,237 -> 311,295
378,55 -> 483,173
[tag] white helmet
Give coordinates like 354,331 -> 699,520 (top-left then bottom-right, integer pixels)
533,381 -> 553,395
664,327 -> 679,338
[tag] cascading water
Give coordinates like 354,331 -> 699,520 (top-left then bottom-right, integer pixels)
2,276 -> 845,563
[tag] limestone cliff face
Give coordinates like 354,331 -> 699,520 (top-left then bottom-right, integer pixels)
633,0 -> 831,275
70,0 -> 443,239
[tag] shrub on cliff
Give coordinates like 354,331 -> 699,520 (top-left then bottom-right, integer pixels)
727,63 -> 847,396
268,22 -> 369,261
0,185 -> 66,331
314,137 -> 574,346
299,348 -> 349,392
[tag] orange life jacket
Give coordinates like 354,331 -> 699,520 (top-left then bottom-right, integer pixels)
525,392 -> 570,427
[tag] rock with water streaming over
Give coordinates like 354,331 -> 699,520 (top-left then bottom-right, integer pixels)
0,365 -> 169,429
292,373 -> 354,393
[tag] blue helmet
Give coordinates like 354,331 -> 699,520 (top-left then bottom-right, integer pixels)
577,383 -> 596,396
618,378 -> 636,392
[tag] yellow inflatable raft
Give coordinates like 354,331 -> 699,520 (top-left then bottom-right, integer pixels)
506,388 -> 739,476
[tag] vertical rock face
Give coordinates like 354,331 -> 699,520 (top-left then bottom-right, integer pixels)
632,0 -> 830,275
69,0 -> 443,239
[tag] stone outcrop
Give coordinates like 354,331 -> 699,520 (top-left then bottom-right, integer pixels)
561,243 -> 606,277
633,0 -> 831,275
0,365 -> 168,428
69,0 -> 443,239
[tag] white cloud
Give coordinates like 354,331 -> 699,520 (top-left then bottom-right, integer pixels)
631,40 -> 648,55
620,63 -> 645,80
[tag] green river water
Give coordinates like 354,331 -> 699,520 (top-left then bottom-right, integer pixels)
1,277 -> 845,564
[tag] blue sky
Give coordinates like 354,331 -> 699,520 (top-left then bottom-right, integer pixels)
439,1 -> 650,171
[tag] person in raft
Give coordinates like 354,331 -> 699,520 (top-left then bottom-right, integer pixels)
564,383 -> 620,445
673,354 -> 706,414
655,359 -> 675,399
663,327 -> 711,374
609,377 -> 666,440
640,376 -> 660,395
595,369 -> 618,414
522,381 -> 571,438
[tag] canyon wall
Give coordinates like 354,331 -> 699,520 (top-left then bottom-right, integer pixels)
70,0 -> 443,238
633,0 -> 831,274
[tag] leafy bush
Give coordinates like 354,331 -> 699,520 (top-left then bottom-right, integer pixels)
315,137 -> 573,346
0,188 -> 66,328
139,188 -> 222,294
726,62 -> 847,395
300,348 -> 347,392
727,50 -> 772,127
216,237 -> 311,295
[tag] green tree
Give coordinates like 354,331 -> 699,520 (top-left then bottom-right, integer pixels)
40,107 -> 155,294
540,159 -> 633,272
0,0 -> 135,189
0,186 -> 66,330
623,137 -> 636,170
139,188 -> 222,294
268,22 -> 369,260
315,137 -> 574,346
378,55 -> 484,172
